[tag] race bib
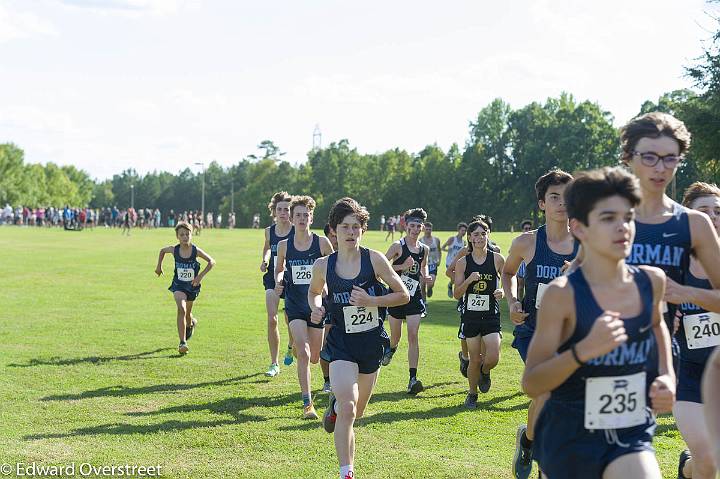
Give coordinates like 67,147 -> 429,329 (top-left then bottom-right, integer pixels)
584,372 -> 646,430
177,267 -> 195,282
684,312 -> 720,350
535,282 -> 549,309
401,274 -> 419,296
343,306 -> 380,334
292,264 -> 313,285
467,294 -> 490,312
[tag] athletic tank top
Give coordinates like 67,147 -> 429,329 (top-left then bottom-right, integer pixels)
283,233 -> 322,311
678,271 -> 717,365
626,201 -> 691,329
421,236 -> 441,266
326,248 -> 387,335
446,236 -> 465,267
391,238 -> 427,301
461,251 -> 500,320
172,244 -> 200,290
552,266 -> 655,404
520,225 -> 579,334
268,223 -> 294,276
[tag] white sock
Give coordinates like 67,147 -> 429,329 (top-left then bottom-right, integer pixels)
339,465 -> 353,478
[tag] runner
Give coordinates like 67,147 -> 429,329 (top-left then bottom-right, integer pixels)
517,220 -> 533,300
260,191 -> 295,377
501,169 -> 578,479
381,208 -> 431,395
523,166 -> 675,479
420,221 -> 442,299
155,221 -> 216,354
443,222 -> 468,298
453,218 -> 505,408
447,244 -> 471,377
385,215 -> 396,242
320,223 -> 339,393
668,182 -> 720,479
308,197 -> 409,479
274,196 -> 334,419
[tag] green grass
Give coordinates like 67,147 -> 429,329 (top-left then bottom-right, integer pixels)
2,227 -> 684,478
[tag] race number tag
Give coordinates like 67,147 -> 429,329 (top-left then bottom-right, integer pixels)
584,372 -> 646,430
467,294 -> 490,312
343,306 -> 380,334
535,283 -> 549,309
684,312 -> 720,349
177,267 -> 195,282
291,264 -> 313,285
401,274 -> 419,296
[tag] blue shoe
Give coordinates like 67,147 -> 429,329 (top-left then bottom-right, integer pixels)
678,449 -> 691,479
283,347 -> 294,366
513,424 -> 533,479
381,347 -> 395,367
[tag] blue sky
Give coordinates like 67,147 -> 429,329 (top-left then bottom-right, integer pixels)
0,0 -> 715,179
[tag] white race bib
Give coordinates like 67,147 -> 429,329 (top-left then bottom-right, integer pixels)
177,267 -> 195,282
343,306 -> 380,334
291,264 -> 313,285
401,274 -> 419,296
684,312 -> 720,350
584,372 -> 646,430
467,294 -> 490,312
535,282 -> 549,309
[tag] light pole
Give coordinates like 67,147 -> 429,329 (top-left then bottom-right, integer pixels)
130,184 -> 134,210
194,162 -> 205,223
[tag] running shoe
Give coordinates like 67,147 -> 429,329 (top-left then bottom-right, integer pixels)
303,403 -> 319,419
407,378 -> 424,395
283,346 -> 294,366
678,449 -> 691,479
323,394 -> 337,433
513,424 -> 533,479
464,393 -> 478,409
185,318 -> 197,340
479,368 -> 491,393
178,341 -> 189,355
381,347 -> 395,367
322,381 -> 332,393
427,286 -> 433,297
265,363 -> 280,377
458,351 -> 469,378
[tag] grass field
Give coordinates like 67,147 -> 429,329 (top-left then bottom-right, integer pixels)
2,227 -> 685,478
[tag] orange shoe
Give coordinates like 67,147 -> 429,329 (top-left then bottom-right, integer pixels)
303,403 -> 319,419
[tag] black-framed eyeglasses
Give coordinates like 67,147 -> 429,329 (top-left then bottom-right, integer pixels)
632,151 -> 683,168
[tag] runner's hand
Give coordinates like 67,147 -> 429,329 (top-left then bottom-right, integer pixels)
509,301 -> 528,325
155,266 -> 163,276
260,261 -> 267,273
402,256 -> 415,271
560,260 -> 571,274
274,282 -> 284,296
191,276 -> 202,288
664,277 -> 687,305
576,312 -> 627,362
311,306 -> 325,324
468,272 -> 481,282
673,310 -> 682,336
350,285 -> 374,307
649,374 -> 675,414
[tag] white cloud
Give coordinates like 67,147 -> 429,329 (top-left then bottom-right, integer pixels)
54,0 -> 199,15
0,3 -> 57,43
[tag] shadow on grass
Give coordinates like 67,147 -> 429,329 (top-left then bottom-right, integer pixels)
24,419 -> 245,440
41,373 -> 265,401
8,348 -> 175,368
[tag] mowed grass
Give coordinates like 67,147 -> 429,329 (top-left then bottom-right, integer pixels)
2,227 -> 684,478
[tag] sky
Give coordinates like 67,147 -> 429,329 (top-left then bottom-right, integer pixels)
0,0 -> 717,180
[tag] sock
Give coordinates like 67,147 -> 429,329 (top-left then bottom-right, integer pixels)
521,430 -> 533,448
409,368 -> 417,381
339,465 -> 353,478
302,394 -> 311,407
287,344 -> 293,351
324,376 -> 330,383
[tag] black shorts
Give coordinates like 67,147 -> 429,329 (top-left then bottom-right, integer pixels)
677,359 -> 706,404
263,273 -> 285,299
428,264 -> 438,276
289,315 -> 325,329
388,297 -> 426,319
535,398 -> 655,479
457,316 -> 501,339
169,285 -> 199,302
324,329 -> 386,374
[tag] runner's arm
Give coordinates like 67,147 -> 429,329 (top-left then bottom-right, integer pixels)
502,235 -> 529,309
274,240 -> 287,285
195,247 -> 216,280
453,257 -> 472,300
702,348 -> 720,466
261,227 -> 271,271
308,257 -> 328,323
319,236 -> 334,256
370,250 -> 410,307
690,211 -> 720,312
155,246 -> 174,275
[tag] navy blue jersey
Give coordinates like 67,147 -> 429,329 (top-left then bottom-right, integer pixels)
283,233 -> 322,316
626,202 -> 691,329
391,238 -> 427,302
326,248 -> 388,336
268,223 -> 294,275
171,244 -> 201,292
552,266 -> 655,405
460,251 -> 500,321
678,271 -> 717,365
519,225 -> 579,336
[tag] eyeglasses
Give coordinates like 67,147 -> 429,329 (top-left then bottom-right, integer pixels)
632,151 -> 683,168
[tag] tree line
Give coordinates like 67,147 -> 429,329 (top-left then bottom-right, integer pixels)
3,29 -> 720,230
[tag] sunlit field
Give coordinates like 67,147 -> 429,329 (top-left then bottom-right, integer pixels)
2,227 -> 684,478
